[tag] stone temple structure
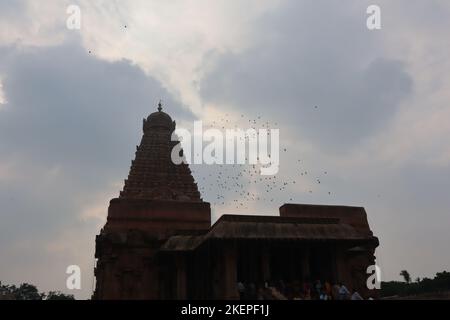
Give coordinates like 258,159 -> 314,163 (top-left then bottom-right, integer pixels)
93,103 -> 379,300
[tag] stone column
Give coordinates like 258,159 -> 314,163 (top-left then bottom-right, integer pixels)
335,246 -> 352,287
261,244 -> 271,283
301,246 -> 311,282
175,255 -> 187,299
222,242 -> 239,300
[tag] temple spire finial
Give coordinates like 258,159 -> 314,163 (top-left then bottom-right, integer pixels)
157,100 -> 163,112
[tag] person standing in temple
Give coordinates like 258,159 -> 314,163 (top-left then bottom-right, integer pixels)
319,289 -> 329,300
237,282 -> 245,300
351,289 -> 363,300
332,283 -> 340,300
338,283 -> 350,300
303,282 -> 312,300
324,281 -> 332,300
314,280 -> 322,299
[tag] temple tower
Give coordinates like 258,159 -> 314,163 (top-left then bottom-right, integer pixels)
93,103 -> 211,299
120,101 -> 201,202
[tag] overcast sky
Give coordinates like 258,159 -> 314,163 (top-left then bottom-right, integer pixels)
1,0 -> 450,299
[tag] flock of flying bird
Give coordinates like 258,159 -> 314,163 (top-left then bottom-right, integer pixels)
93,24 -> 332,210
190,110 -> 333,210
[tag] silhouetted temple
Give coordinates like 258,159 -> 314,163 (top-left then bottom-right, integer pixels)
93,103 -> 379,300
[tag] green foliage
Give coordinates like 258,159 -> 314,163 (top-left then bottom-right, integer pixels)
400,270 -> 411,284
381,271 -> 450,297
46,291 -> 75,300
15,283 -> 45,300
0,281 -> 75,300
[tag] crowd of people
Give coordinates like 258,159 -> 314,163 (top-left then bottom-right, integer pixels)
237,280 -> 369,300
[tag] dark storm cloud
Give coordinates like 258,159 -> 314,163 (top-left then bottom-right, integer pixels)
0,39 -> 194,267
0,41 -> 193,169
0,0 -> 26,16
200,1 -> 413,150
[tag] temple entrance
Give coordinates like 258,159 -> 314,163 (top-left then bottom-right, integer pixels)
270,244 -> 304,283
309,244 -> 335,283
236,242 -> 337,284
237,241 -> 263,284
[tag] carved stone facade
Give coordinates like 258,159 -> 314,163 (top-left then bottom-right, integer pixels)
120,104 -> 201,202
93,104 -> 379,300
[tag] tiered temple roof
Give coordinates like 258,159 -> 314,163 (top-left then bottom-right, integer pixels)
120,102 -> 202,202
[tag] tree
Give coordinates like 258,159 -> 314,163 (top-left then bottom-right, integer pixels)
15,283 -> 44,300
45,291 -> 75,300
381,270 -> 450,297
1,281 -> 75,300
400,270 -> 411,284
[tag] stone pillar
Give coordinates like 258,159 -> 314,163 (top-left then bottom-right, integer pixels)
176,255 -> 187,299
144,260 -> 159,299
301,246 -> 311,282
335,246 -> 352,287
222,242 -> 239,300
107,258 -> 122,299
261,245 -> 271,283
